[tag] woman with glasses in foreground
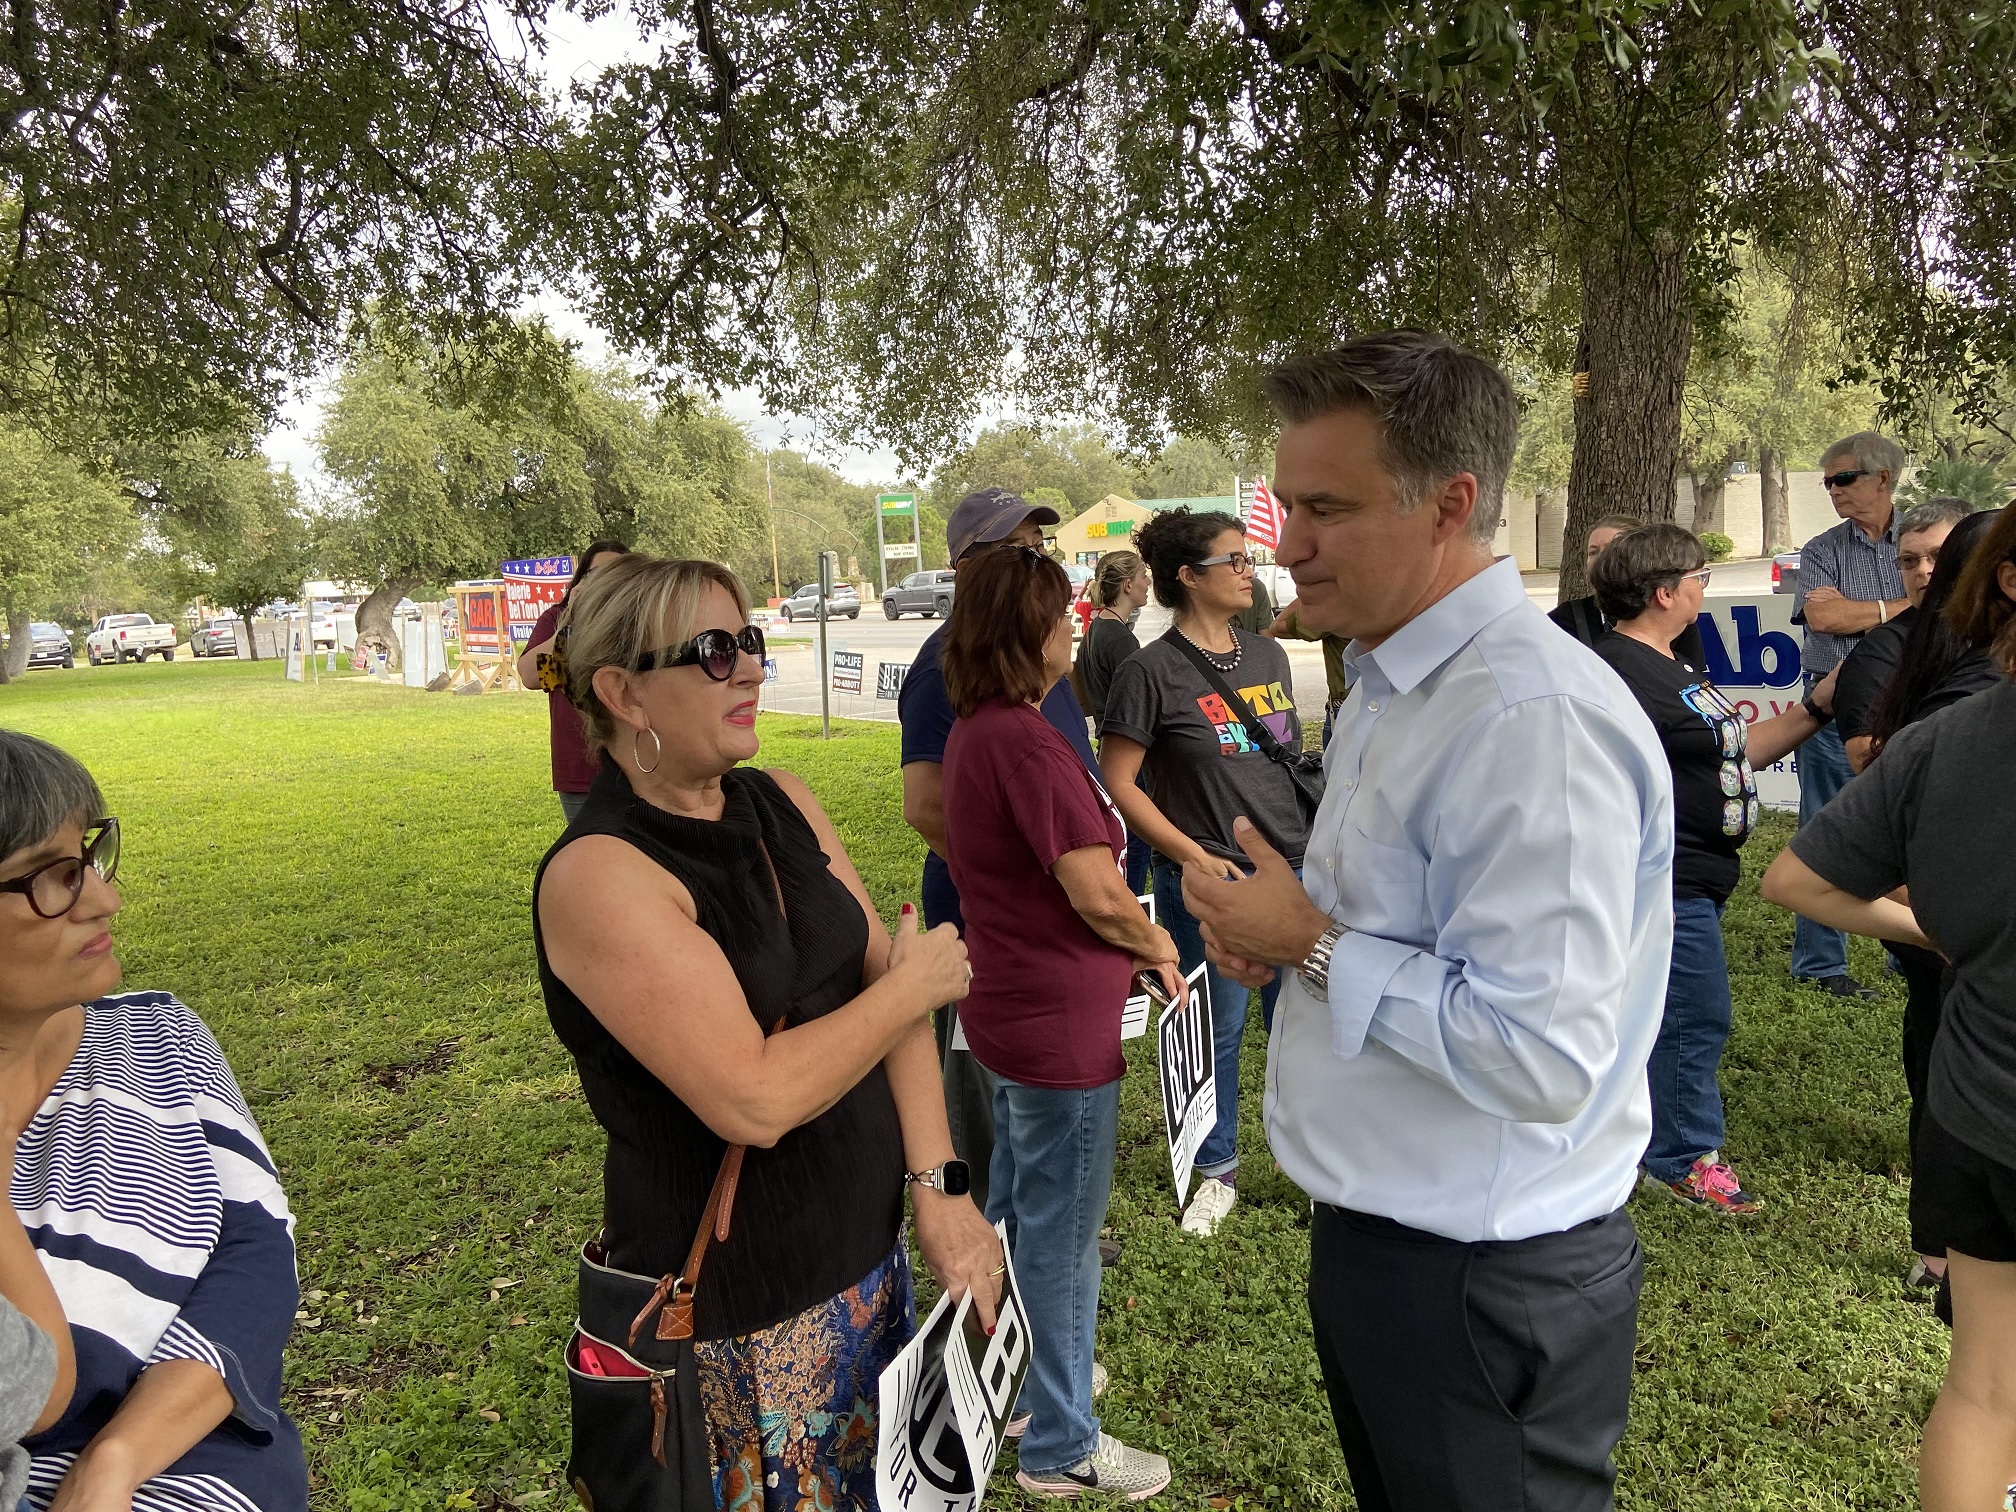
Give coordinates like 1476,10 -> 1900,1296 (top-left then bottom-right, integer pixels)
1589,524 -> 1839,1215
533,555 -> 1002,1512
0,730 -> 307,1510
1098,507 -> 1310,1237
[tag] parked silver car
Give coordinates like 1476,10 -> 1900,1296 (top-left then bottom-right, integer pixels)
190,618 -> 242,657
1771,550 -> 1801,595
882,570 -> 959,619
779,582 -> 861,622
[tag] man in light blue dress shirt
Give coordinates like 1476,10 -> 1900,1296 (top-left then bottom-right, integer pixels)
1185,332 -> 1675,1511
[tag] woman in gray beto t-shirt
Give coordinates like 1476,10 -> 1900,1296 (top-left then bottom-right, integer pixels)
3,1110 -> 74,1509
1097,508 -> 1310,1239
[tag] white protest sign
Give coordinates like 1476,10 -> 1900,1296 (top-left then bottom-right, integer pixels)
1119,891 -> 1159,1040
878,1222 -> 1028,1512
877,1292 -> 978,1512
945,1223 -> 1031,1498
1691,595 -> 1806,809
1156,959 -> 1215,1203
832,649 -> 866,694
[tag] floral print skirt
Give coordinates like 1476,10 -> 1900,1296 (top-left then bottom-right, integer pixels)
694,1242 -> 916,1512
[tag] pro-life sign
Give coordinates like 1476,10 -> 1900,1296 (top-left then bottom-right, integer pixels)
832,649 -> 866,694
877,1222 -> 1029,1512
1157,960 -> 1214,1203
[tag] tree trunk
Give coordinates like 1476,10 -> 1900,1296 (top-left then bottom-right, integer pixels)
355,578 -> 421,670
1688,452 -> 1734,536
1559,231 -> 1694,601
0,611 -> 27,682
1760,448 -> 1792,553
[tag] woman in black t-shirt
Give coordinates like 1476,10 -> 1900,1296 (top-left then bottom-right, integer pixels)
1074,550 -> 1154,893
1763,502 -> 2016,1512
1591,525 -> 1837,1216
1099,509 -> 1310,1238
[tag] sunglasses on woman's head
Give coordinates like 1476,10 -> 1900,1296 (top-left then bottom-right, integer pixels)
1,818 -> 121,920
634,625 -> 766,682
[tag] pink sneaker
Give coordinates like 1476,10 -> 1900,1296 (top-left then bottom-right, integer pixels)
1644,1153 -> 1761,1215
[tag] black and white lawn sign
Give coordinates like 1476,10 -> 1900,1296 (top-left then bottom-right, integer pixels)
1118,891 -> 1159,1041
877,662 -> 910,700
1157,959 -> 1215,1203
877,1222 -> 1029,1512
832,650 -> 865,694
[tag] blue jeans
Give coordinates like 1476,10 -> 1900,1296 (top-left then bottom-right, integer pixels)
987,1077 -> 1119,1475
1791,685 -> 1852,980
1124,834 -> 1152,897
1643,897 -> 1733,1183
1151,857 -> 1285,1180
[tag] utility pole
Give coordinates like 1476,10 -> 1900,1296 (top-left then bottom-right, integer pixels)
766,452 -> 782,603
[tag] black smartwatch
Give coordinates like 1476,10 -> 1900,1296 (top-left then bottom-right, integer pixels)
905,1160 -> 971,1197
1801,693 -> 1833,726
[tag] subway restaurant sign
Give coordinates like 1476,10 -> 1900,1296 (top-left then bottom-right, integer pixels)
879,492 -> 917,515
1084,520 -> 1135,538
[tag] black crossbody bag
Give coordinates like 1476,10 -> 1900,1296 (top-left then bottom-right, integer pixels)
1161,629 -> 1325,824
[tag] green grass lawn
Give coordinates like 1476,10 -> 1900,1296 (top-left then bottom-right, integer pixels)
1,660 -> 1948,1510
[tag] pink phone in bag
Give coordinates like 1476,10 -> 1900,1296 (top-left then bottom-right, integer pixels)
571,1333 -> 650,1379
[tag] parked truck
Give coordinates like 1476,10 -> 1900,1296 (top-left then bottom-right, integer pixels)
86,613 -> 179,665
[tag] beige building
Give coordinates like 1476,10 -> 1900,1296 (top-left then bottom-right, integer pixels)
1052,494 -> 1241,566
1497,470 -> 1842,569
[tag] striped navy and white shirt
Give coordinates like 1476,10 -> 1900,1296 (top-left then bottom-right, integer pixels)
1795,512 -> 1905,676
11,992 -> 306,1511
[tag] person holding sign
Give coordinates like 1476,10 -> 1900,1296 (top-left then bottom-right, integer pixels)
535,555 -> 1005,1512
1185,333 -> 1674,1512
1099,506 -> 1311,1237
940,546 -> 1182,1502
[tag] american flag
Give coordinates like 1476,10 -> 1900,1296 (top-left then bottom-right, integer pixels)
1245,476 -> 1283,551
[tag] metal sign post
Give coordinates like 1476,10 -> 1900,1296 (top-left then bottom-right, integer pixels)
817,548 -> 836,739
877,491 -> 918,594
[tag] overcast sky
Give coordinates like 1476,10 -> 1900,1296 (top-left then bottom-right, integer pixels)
260,2 -> 911,495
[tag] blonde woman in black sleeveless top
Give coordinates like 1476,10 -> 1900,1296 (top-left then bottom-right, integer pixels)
533,555 -> 1004,1511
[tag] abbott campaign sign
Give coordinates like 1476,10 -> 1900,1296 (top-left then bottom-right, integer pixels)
1691,595 -> 1805,808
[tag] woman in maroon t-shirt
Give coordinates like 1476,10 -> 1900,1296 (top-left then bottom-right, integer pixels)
518,540 -> 629,822
941,547 -> 1183,1501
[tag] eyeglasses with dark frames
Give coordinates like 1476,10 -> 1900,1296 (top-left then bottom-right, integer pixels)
633,625 -> 766,682
1,817 -> 121,920
1821,469 -> 1870,490
1190,551 -> 1254,574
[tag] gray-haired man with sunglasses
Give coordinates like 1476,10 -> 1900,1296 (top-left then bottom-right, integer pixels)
1788,432 -> 1910,1000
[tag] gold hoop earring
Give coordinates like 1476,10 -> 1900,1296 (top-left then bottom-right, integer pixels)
633,725 -> 662,775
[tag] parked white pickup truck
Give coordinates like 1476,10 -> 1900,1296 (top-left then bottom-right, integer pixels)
86,614 -> 178,665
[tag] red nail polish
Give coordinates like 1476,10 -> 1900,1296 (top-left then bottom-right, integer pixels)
985,1325 -> 996,1336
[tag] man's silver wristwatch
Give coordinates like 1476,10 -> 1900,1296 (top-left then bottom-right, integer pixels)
1297,922 -> 1350,995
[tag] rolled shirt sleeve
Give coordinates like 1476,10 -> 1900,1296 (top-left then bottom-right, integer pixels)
1786,723 -> 1917,900
1323,696 -> 1656,1126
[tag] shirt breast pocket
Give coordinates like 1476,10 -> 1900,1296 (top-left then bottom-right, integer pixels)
1335,830 -> 1433,947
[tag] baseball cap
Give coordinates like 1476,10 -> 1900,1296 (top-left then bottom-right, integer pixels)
945,487 -> 1061,565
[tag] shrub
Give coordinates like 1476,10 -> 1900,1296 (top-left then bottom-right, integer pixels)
1700,531 -> 1735,562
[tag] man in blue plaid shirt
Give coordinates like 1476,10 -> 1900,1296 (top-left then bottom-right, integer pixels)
1789,431 -> 1912,997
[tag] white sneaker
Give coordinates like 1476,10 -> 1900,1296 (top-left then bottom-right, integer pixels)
1016,1431 -> 1172,1500
1006,1362 -> 1105,1438
1180,1178 -> 1237,1236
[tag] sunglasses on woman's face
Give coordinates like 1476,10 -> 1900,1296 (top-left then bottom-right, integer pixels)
0,818 -> 121,920
634,625 -> 766,682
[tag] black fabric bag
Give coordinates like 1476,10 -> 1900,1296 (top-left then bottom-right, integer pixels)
565,1238 -> 714,1512
1161,629 -> 1326,824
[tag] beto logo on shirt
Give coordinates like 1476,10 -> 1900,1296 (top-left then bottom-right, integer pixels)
1196,682 -> 1296,756
1679,680 -> 1760,839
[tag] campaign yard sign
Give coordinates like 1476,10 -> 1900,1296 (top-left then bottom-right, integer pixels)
878,661 -> 910,700
501,555 -> 573,643
459,588 -> 503,654
877,1223 -> 1028,1512
1690,596 -> 1805,809
1157,960 -> 1215,1203
832,649 -> 866,694
1120,891 -> 1159,1040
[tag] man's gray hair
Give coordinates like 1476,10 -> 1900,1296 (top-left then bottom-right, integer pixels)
1822,431 -> 1908,485
1263,330 -> 1517,547
1898,496 -> 1974,538
0,729 -> 105,862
